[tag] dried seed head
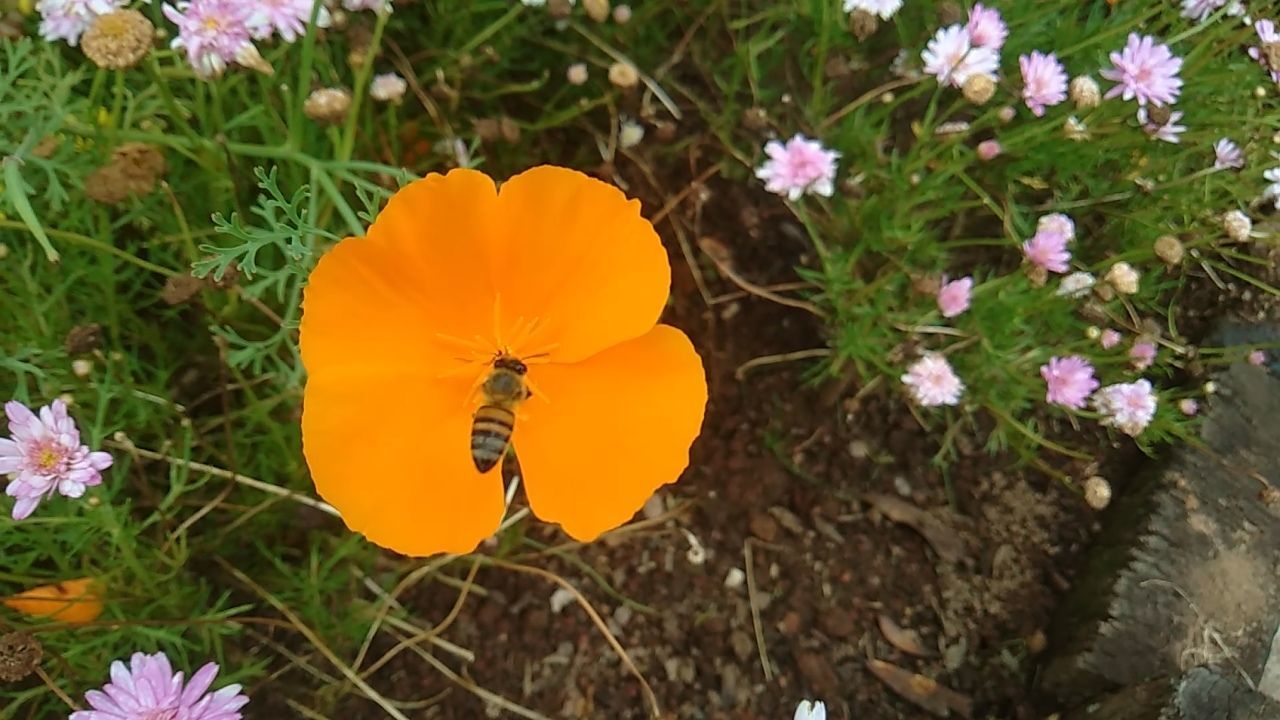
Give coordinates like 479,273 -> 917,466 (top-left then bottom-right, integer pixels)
741,106 -> 769,131
996,105 -> 1016,123
849,10 -> 878,40
1153,235 -> 1184,266
619,119 -> 645,149
1083,476 -> 1111,510
81,9 -> 154,70
583,0 -> 609,22
653,119 -> 677,143
113,142 -> 166,181
962,74 -> 996,105
161,274 -> 208,306
1146,104 -> 1172,127
0,632 -> 43,683
304,87 -> 352,124
566,62 -> 589,85
369,73 -> 407,103
1104,261 -> 1140,295
607,61 -> 639,89
1222,209 -> 1252,242
71,358 -> 93,378
547,0 -> 574,19
1069,75 -> 1100,109
65,324 -> 103,355
612,4 -> 632,23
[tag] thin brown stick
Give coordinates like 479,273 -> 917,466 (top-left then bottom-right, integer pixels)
482,557 -> 662,718
819,77 -> 919,131
34,665 -> 79,710
700,238 -> 825,317
358,559 -> 481,680
735,348 -> 832,381
106,438 -> 339,517
743,540 -> 774,681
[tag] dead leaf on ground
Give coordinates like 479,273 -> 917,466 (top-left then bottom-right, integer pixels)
866,658 -> 973,718
862,493 -> 970,563
877,615 -> 933,657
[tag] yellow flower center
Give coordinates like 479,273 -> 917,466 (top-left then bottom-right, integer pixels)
204,17 -> 222,30
36,447 -> 60,471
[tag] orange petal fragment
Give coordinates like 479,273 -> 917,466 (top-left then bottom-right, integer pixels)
491,166 -> 671,363
516,325 -> 706,540
302,370 -> 506,557
3,577 -> 103,624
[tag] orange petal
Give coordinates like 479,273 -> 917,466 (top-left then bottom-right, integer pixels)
492,167 -> 670,363
3,577 -> 103,624
301,168 -> 502,374
301,369 -> 506,556
515,325 -> 706,540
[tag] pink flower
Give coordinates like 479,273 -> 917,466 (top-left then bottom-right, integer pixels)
901,354 -> 964,407
1129,341 -> 1157,370
1019,51 -> 1068,116
922,25 -> 999,89
1094,379 -> 1158,437
1022,230 -> 1071,273
1041,356 -> 1100,409
976,139 -> 1002,160
1213,138 -> 1244,170
36,0 -> 124,45
163,0 -> 257,78
1101,33 -> 1183,107
246,0 -> 331,42
937,276 -> 973,318
1137,107 -> 1186,144
1248,350 -> 1267,366
755,134 -> 840,201
1181,0 -> 1226,21
1100,329 -> 1122,349
1178,398 -> 1199,416
1249,21 -> 1280,84
966,3 -> 1007,51
1,400 -> 111,521
70,652 -> 249,720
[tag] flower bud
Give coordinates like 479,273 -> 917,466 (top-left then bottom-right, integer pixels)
1083,476 -> 1111,510
1104,261 -> 1140,295
1222,210 -> 1252,242
976,139 -> 1002,161
607,61 -> 639,88
304,88 -> 352,124
1153,235 -> 1184,266
1069,75 -> 1100,109
962,74 -> 996,105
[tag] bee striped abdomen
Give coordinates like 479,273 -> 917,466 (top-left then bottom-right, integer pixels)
470,405 -> 516,472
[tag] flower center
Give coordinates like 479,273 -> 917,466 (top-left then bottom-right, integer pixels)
32,445 -> 63,473
203,17 -> 222,30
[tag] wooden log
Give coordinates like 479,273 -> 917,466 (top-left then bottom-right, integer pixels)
1036,344 -> 1280,710
1060,667 -> 1280,720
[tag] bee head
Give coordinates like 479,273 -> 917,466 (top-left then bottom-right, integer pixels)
492,354 -> 528,375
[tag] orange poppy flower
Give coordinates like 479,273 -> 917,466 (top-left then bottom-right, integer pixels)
300,166 -> 707,556
3,577 -> 104,624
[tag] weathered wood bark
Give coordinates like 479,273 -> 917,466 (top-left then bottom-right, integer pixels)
1061,667 -> 1280,720
1036,334 -> 1280,712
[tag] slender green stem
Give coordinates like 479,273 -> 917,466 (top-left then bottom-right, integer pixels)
0,219 -> 179,276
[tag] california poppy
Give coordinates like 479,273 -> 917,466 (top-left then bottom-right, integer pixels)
3,577 -> 104,624
300,166 -> 707,556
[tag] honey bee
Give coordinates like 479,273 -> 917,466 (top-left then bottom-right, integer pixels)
470,353 -> 531,473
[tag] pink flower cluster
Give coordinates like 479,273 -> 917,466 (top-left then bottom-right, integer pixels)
1,399 -> 112,521
755,134 -> 840,200
1093,380 -> 1158,437
71,652 -> 249,720
1101,33 -> 1183,107
1022,213 -> 1075,274
1019,51 -> 1068,117
921,4 -> 1005,88
901,354 -> 965,407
